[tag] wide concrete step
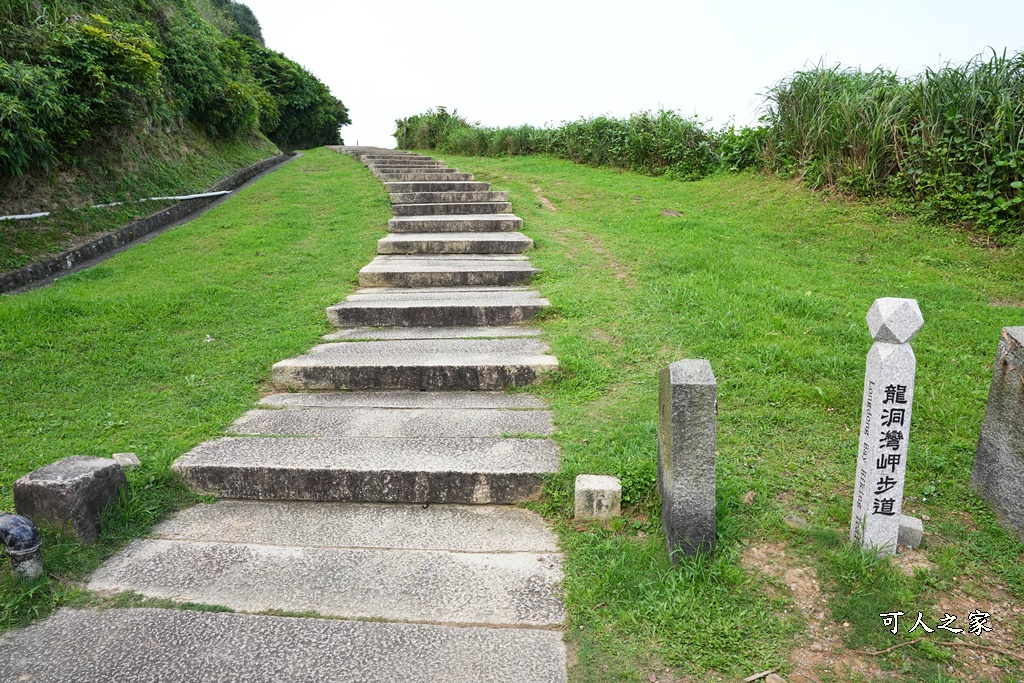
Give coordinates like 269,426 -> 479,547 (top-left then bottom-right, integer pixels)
91,541 -> 563,626
374,167 -> 459,176
370,163 -> 446,170
151,500 -> 560,552
0,608 -> 567,682
324,326 -> 543,341
229,406 -> 554,437
393,202 -> 512,216
259,390 -> 548,410
172,436 -> 560,502
389,213 -> 523,233
359,255 -> 539,287
327,287 -> 549,327
360,153 -> 433,159
378,231 -> 533,255
271,338 -> 557,390
389,191 -> 509,205
384,181 -> 491,192
378,172 -> 475,182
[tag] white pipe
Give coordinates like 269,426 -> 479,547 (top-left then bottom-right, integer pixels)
0,190 -> 233,222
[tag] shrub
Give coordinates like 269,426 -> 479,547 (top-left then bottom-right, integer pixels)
764,51 -> 1024,240
394,108 -> 722,182
0,61 -> 65,175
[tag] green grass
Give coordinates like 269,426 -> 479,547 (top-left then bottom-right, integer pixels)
0,125 -> 279,271
430,153 -> 1024,681
3,146 -> 1023,680
0,147 -> 390,631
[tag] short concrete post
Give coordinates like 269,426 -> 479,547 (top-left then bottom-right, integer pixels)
971,327 -> 1024,542
850,298 -> 924,556
574,475 -> 621,520
658,359 -> 717,560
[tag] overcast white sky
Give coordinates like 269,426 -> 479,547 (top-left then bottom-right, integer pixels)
243,0 -> 1024,148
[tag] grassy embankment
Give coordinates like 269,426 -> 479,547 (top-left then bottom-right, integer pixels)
0,128 -> 278,273
427,153 -> 1023,682
0,148 -> 390,630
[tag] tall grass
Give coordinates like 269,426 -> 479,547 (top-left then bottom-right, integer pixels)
398,50 -> 1024,241
764,51 -> 1024,241
395,108 -> 728,181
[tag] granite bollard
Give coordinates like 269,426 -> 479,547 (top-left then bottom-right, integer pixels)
14,456 -> 127,544
850,298 -> 924,556
658,359 -> 716,559
971,327 -> 1024,542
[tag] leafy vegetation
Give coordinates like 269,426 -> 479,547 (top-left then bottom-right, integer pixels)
398,49 -> 1024,243
764,51 -> 1024,243
0,0 -> 349,178
395,107 -> 726,181
0,148 -> 390,632
431,153 -> 1023,681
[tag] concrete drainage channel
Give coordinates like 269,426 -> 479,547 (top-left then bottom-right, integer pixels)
0,148 -> 568,682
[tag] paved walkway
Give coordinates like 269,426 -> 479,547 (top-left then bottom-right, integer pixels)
0,149 -> 566,682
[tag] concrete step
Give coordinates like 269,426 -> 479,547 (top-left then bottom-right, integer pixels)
0,609 -> 567,681
359,255 -> 539,287
173,435 -> 560,502
91,540 -> 563,626
384,181 -> 491,192
393,202 -> 512,216
366,156 -> 438,162
324,326 -> 543,341
368,157 -> 441,162
389,214 -> 523,233
151,500 -> 559,552
229,406 -> 554,438
271,338 -> 557,390
373,167 -> 458,176
378,232 -> 533,255
259,390 -> 547,410
370,163 -> 445,170
327,287 -> 549,327
389,191 -> 509,205
378,172 -> 475,182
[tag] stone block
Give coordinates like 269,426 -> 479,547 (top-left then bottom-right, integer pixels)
971,327 -> 1024,542
14,456 -> 126,543
574,475 -> 621,520
658,359 -> 717,559
898,515 -> 923,548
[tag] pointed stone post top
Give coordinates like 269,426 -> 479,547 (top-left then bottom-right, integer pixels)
866,298 -> 924,344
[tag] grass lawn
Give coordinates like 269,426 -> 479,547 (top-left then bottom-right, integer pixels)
0,147 -> 390,629
430,153 -> 1024,682
2,146 -> 1023,682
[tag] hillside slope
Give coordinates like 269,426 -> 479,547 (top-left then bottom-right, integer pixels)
0,0 -> 348,221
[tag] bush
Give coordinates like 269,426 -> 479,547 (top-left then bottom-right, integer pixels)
0,61 -> 65,175
764,51 -> 1024,241
394,108 -> 722,182
0,0 -> 349,175
239,37 -> 350,150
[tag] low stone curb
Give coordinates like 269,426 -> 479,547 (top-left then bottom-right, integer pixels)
0,152 -> 296,294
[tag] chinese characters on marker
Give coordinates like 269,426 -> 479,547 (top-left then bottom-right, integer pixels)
871,385 -> 908,518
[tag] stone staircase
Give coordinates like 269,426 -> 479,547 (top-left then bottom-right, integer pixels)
0,149 -> 567,682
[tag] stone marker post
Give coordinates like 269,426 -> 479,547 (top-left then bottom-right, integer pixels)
971,327 -> 1024,542
658,359 -> 717,560
850,298 -> 924,556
